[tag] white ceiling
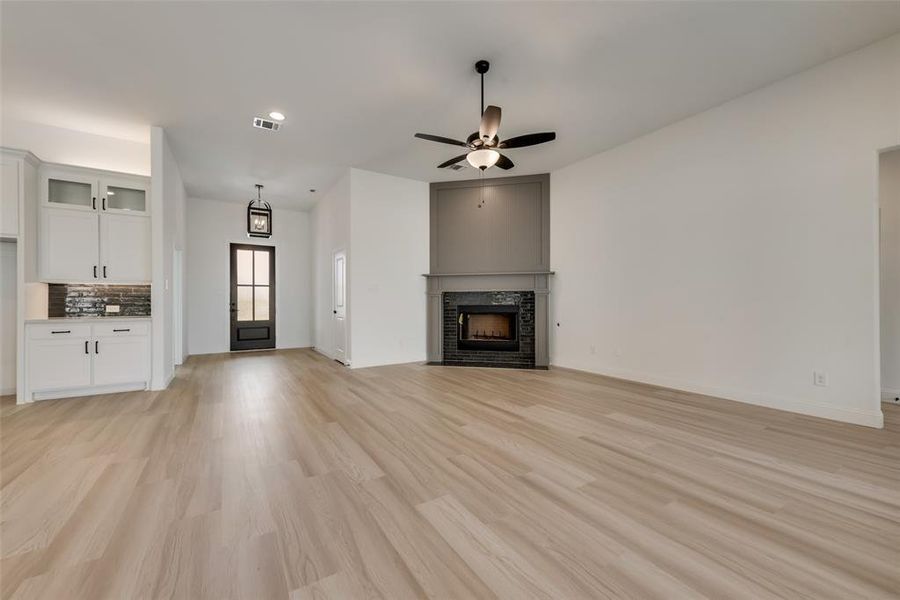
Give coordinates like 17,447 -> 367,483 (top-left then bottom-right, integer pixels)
3,1 -> 899,210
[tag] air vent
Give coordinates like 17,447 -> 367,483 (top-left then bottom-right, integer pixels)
448,164 -> 465,171
252,117 -> 281,132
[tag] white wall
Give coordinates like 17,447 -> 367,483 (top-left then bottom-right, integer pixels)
0,118 -> 149,175
881,149 -> 900,399
150,127 -> 186,388
349,169 -> 429,368
0,242 -> 15,395
551,35 -> 900,428
187,197 -> 312,355
311,170 -> 351,360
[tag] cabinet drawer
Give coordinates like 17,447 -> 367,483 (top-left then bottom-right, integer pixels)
28,324 -> 92,340
92,321 -> 150,337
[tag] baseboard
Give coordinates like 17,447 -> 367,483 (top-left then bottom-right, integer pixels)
883,388 -> 900,403
551,361 -> 884,429
0,386 -> 15,397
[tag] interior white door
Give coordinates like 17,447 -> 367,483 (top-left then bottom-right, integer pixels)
93,335 -> 149,386
333,249 -> 347,364
40,207 -> 100,282
100,213 -> 151,282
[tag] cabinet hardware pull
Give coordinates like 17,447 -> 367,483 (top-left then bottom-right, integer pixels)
102,197 -> 106,210
51,330 -> 71,334
103,266 -> 107,278
85,341 -> 89,354
93,265 -> 98,278
92,197 -> 96,210
113,328 -> 130,332
95,341 -> 99,354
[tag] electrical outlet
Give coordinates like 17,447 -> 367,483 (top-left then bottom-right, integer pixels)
813,371 -> 828,387
105,304 -> 120,314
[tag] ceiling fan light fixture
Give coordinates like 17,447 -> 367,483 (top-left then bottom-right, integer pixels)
467,148 -> 500,170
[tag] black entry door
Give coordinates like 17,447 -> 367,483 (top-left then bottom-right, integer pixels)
230,243 -> 275,350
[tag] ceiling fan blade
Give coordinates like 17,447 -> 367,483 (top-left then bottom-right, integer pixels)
499,132 -> 556,149
478,105 -> 502,142
414,133 -> 468,147
495,154 -> 514,170
437,153 -> 469,168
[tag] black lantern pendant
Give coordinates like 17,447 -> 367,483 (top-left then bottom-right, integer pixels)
247,183 -> 272,238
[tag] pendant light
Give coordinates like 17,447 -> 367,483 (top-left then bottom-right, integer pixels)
247,184 -> 272,238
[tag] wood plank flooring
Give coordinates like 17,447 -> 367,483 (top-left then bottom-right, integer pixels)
2,348 -> 899,599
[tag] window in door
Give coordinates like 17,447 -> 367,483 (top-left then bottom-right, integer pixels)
230,244 -> 275,350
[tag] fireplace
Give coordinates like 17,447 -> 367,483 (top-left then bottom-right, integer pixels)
458,305 -> 518,351
442,291 -> 535,368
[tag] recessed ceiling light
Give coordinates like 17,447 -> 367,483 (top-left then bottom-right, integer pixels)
269,111 -> 285,121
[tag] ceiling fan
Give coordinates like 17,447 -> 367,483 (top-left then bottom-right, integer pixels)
414,60 -> 556,171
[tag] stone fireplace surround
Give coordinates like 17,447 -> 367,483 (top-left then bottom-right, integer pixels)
425,173 -> 551,369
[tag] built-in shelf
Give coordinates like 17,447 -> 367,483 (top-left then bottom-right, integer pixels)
423,271 -> 555,277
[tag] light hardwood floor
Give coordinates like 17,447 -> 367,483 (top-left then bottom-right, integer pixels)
1,348 -> 898,599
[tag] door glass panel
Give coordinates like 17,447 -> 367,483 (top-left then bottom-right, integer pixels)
336,256 -> 345,308
236,250 -> 253,284
237,286 -> 253,321
48,179 -> 92,207
254,286 -> 269,320
254,251 -> 269,285
106,185 -> 146,211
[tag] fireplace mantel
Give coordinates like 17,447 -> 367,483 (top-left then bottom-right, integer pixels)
423,271 -> 555,277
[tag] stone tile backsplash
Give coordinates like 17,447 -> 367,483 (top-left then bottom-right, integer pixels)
48,284 -> 151,318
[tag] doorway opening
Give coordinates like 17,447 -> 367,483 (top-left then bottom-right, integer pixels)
880,149 -> 900,404
230,243 -> 275,351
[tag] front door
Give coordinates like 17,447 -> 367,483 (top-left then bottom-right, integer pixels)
333,249 -> 347,363
230,243 -> 275,351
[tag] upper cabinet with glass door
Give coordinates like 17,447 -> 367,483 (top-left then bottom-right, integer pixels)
41,167 -> 150,216
100,177 -> 149,215
42,168 -> 99,211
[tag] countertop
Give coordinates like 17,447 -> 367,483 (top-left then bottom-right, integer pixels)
26,315 -> 152,324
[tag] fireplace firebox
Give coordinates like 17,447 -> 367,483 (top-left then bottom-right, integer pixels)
457,305 -> 518,351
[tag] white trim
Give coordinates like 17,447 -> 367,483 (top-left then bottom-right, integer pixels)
0,387 -> 15,396
551,362 -> 885,429
882,388 -> 900,401
32,382 -> 147,401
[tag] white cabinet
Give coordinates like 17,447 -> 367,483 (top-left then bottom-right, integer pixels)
94,335 -> 149,386
26,320 -> 150,400
38,166 -> 150,283
1,155 -> 20,238
40,208 -> 100,281
100,213 -> 151,282
26,324 -> 93,392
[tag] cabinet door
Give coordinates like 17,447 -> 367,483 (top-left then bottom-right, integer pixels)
42,170 -> 98,212
100,178 -> 149,216
40,207 -> 100,282
100,213 -> 150,282
1,156 -> 20,238
92,335 -> 149,386
28,338 -> 92,392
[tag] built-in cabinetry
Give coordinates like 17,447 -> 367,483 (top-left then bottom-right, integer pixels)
1,154 -> 21,239
39,166 -> 150,283
25,319 -> 150,400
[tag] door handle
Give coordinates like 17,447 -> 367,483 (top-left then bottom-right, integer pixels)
113,328 -> 130,332
102,197 -> 106,211
85,340 -> 89,354
93,265 -> 98,278
333,310 -> 337,314
95,341 -> 99,354
92,197 -> 96,210
51,330 -> 71,334
103,266 -> 107,278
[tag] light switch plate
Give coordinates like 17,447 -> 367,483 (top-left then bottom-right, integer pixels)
813,370 -> 828,387
105,304 -> 121,313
